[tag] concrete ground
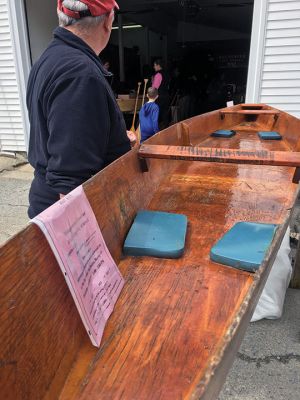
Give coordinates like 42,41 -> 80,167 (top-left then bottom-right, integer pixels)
219,289 -> 300,400
0,155 -> 299,399
0,155 -> 32,244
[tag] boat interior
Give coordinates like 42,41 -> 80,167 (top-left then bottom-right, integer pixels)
1,104 -> 299,399
146,103 -> 299,150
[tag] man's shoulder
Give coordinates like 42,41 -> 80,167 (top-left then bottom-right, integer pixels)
43,44 -> 99,76
30,45 -> 106,94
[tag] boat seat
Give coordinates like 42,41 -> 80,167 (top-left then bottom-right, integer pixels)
210,222 -> 278,272
258,131 -> 282,140
220,109 -> 280,115
139,144 -> 300,168
220,108 -> 281,123
211,129 -> 236,138
123,210 -> 187,258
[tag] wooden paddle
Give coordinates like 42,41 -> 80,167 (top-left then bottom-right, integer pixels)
135,79 -> 149,143
130,81 -> 141,132
141,78 -> 149,106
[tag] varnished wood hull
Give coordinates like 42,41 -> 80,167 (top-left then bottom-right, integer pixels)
0,104 -> 299,399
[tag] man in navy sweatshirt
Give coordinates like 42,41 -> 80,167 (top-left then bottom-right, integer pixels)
139,87 -> 160,143
26,0 -> 131,218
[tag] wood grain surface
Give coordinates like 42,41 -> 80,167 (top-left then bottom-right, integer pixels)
139,145 -> 300,167
220,109 -> 280,115
0,105 -> 299,400
60,161 -> 296,400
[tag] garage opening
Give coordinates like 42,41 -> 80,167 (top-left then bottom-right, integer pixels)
24,0 -> 254,126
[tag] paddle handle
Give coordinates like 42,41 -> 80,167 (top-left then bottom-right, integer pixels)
142,78 -> 149,106
130,82 -> 141,132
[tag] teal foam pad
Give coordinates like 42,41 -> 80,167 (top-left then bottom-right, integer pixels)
211,129 -> 236,138
258,131 -> 282,140
210,222 -> 278,272
123,210 -> 188,258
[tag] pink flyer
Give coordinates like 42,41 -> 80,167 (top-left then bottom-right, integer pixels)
32,185 -> 124,347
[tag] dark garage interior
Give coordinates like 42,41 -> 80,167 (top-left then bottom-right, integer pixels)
24,0 -> 254,123
103,0 -> 254,118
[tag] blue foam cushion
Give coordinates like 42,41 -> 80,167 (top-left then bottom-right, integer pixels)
211,129 -> 236,138
123,210 -> 188,258
210,222 -> 277,272
258,131 -> 282,140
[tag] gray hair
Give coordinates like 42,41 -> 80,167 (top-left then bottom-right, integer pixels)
58,0 -> 106,29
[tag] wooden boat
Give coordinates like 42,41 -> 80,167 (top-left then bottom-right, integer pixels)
1,104 -> 300,399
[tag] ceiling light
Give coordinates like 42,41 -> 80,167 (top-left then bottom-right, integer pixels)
112,25 -> 143,30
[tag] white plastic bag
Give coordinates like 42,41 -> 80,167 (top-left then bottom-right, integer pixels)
251,226 -> 292,322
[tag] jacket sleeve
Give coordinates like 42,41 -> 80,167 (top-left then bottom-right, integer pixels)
151,105 -> 159,134
44,75 -> 109,194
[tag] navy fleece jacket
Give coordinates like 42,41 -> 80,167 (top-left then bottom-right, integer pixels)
139,101 -> 159,142
27,27 -> 130,217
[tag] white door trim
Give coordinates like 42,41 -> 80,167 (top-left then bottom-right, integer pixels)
7,0 -> 31,151
246,0 -> 268,103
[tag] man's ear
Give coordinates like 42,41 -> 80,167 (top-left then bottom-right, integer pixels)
104,10 -> 114,32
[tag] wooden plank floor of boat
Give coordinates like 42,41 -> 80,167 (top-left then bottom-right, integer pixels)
59,126 -> 297,399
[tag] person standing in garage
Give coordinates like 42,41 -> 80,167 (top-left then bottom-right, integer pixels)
152,59 -> 170,130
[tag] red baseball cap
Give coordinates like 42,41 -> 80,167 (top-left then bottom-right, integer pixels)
57,0 -> 119,19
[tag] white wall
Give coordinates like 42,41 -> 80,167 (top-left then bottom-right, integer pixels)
25,0 -> 57,63
0,0 -> 29,152
247,0 -> 300,118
